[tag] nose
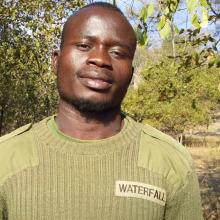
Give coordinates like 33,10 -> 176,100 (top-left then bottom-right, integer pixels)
87,46 -> 112,69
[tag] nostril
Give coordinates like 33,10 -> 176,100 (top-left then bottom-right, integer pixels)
88,60 -> 97,65
87,57 -> 112,69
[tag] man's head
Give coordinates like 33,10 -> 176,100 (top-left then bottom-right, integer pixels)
53,2 -> 137,113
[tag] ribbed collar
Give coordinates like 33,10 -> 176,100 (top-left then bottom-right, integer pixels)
33,115 -> 142,155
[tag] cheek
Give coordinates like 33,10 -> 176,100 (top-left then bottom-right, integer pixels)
114,62 -> 133,84
70,52 -> 86,71
59,50 -> 86,73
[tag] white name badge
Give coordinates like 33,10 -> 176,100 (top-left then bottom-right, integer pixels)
115,181 -> 166,206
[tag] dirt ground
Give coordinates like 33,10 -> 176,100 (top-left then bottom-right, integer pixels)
188,146 -> 220,220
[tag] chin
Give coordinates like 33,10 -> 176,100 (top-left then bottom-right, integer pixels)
60,93 -> 120,113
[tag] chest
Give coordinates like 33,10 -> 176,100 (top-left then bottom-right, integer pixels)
4,151 -> 167,220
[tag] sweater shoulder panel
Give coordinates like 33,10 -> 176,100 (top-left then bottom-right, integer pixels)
0,124 -> 39,187
138,123 -> 193,188
0,123 -> 32,144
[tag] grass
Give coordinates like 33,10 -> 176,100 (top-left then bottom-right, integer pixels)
188,145 -> 220,220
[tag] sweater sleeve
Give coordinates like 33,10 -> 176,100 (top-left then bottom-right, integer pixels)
165,170 -> 204,220
0,188 -> 7,220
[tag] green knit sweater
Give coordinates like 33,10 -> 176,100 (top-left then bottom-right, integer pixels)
0,116 -> 203,220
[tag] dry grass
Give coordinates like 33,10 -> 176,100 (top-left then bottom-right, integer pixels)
188,146 -> 220,220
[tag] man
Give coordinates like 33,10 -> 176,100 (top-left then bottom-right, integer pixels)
0,2 -> 203,220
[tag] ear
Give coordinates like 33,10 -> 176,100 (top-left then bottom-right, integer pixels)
52,50 -> 60,74
128,66 -> 134,85
132,66 -> 134,75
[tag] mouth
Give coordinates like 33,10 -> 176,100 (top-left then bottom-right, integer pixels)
78,71 -> 113,91
79,77 -> 113,90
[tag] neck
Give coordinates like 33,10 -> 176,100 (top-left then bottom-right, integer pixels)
56,99 -> 124,140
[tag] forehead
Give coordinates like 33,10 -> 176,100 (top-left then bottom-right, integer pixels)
63,7 -> 136,48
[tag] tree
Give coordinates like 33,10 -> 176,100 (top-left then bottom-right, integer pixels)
134,0 -> 220,65
123,45 -> 220,137
0,0 -> 84,135
120,0 -> 220,137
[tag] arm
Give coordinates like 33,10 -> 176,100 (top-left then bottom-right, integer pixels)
165,170 -> 204,220
0,189 -> 7,220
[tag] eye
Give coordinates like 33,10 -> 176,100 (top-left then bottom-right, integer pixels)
76,43 -> 91,51
110,50 -> 126,59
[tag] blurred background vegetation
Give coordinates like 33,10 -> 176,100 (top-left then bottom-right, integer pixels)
0,0 -> 219,219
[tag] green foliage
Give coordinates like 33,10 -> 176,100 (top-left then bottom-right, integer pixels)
140,3 -> 154,22
136,29 -> 148,46
157,18 -> 171,40
136,0 -> 218,45
0,0 -> 84,135
123,46 -> 220,135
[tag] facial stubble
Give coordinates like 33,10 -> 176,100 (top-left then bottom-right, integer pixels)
57,74 -> 125,114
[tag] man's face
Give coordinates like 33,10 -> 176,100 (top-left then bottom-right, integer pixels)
53,7 -> 136,112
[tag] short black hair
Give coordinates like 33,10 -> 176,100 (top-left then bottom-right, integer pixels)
81,2 -> 123,15
60,2 -> 124,50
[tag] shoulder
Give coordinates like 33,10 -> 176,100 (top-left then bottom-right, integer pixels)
137,122 -> 194,188
0,123 -> 39,187
0,123 -> 32,144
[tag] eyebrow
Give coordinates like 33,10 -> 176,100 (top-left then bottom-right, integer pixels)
80,34 -> 134,52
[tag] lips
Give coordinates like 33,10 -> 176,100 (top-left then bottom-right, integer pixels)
78,71 -> 113,90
